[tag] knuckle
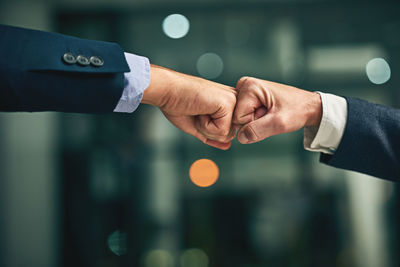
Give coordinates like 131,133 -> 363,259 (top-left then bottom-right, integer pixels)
238,76 -> 250,84
214,126 -> 229,137
237,76 -> 249,89
240,76 -> 257,87
227,91 -> 237,104
220,92 -> 236,108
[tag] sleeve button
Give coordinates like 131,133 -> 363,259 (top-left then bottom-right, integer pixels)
90,56 -> 104,67
62,53 -> 77,64
76,55 -> 90,66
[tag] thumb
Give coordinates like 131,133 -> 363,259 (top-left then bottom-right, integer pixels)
237,114 -> 284,144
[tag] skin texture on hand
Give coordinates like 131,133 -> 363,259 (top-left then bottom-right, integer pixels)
142,65 -> 237,150
233,77 -> 322,144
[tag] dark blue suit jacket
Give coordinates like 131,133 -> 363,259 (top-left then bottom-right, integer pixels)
0,24 -> 129,113
321,97 -> 400,181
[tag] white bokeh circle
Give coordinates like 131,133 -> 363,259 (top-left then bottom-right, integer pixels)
162,14 -> 190,39
366,58 -> 391,85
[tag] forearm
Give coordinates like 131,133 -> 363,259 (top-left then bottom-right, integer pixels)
0,24 -> 129,113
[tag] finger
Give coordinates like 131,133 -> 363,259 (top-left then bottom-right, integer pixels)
235,76 -> 251,91
190,127 -> 232,150
193,130 -> 231,150
233,90 -> 263,125
193,126 -> 233,150
255,106 -> 268,120
195,114 -> 233,142
233,106 -> 268,129
163,113 -> 233,149
190,127 -> 208,144
166,114 -> 211,145
219,126 -> 236,142
205,139 -> 232,150
190,127 -> 230,150
196,125 -> 235,143
237,114 -> 285,144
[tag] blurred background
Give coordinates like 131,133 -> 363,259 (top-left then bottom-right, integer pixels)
0,0 -> 399,266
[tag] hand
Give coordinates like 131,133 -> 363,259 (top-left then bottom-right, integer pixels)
233,77 -> 322,144
142,65 -> 237,150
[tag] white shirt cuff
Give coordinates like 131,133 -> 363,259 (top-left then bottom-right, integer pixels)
113,52 -> 150,113
303,92 -> 348,155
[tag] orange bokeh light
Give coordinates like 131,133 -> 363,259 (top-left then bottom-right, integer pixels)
189,159 -> 219,187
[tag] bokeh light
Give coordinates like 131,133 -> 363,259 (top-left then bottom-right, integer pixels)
144,249 -> 174,267
180,248 -> 209,267
366,58 -> 391,84
196,53 -> 224,79
189,159 -> 219,187
107,230 -> 127,256
162,14 -> 190,39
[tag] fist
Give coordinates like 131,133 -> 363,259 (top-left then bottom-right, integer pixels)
233,77 -> 322,144
143,65 -> 237,150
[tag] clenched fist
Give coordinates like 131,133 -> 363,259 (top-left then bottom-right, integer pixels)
233,77 -> 322,144
142,65 -> 237,150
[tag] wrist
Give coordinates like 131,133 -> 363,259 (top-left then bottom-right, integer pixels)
142,64 -> 175,107
305,92 -> 323,127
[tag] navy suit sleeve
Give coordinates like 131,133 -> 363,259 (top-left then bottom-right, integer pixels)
0,24 -> 130,113
320,97 -> 400,181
